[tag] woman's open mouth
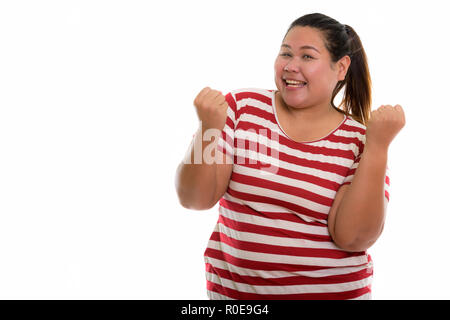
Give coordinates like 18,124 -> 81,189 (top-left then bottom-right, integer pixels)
284,79 -> 307,88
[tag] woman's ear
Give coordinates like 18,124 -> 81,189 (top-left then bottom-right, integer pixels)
337,55 -> 351,81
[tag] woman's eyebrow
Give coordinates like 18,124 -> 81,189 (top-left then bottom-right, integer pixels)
281,44 -> 320,53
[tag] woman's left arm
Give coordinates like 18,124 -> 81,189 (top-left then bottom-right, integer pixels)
328,105 -> 406,252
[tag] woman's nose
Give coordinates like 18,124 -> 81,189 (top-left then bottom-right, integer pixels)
284,60 -> 300,73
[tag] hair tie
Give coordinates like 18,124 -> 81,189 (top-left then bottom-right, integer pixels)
343,24 -> 351,35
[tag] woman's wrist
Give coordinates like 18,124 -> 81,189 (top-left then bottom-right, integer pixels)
364,139 -> 389,157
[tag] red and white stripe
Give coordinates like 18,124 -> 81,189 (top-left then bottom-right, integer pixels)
205,88 -> 390,300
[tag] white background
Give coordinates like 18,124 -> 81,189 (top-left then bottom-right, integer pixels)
0,0 -> 448,299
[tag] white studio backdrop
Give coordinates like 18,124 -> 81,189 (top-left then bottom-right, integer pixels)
0,0 -> 448,299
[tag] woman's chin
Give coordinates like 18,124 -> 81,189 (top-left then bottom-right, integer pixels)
280,94 -> 308,109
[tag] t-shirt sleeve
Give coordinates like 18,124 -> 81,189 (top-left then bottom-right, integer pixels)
216,92 -> 237,160
341,149 -> 391,202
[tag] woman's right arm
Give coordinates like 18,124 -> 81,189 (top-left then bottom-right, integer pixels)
175,87 -> 233,210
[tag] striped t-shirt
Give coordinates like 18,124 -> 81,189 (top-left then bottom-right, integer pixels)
204,88 -> 390,300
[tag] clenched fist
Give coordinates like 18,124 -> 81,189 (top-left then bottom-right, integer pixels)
366,104 -> 406,150
194,87 -> 229,131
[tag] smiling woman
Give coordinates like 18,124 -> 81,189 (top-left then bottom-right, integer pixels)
175,12 -> 404,300
274,17 -> 371,127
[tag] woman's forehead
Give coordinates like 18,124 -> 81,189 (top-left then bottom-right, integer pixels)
283,26 -> 326,50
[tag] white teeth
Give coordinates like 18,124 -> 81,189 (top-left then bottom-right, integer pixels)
285,79 -> 307,85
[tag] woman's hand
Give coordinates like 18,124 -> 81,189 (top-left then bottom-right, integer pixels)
365,104 -> 406,150
194,87 -> 229,131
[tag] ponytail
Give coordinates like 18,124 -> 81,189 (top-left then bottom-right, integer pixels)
334,25 -> 371,125
287,14 -> 372,125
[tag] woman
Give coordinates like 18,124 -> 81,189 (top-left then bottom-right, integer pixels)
175,13 -> 405,300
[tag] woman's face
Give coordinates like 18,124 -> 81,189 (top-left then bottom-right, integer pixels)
274,26 -> 349,110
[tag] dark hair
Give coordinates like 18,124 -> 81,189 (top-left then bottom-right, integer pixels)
286,13 -> 371,125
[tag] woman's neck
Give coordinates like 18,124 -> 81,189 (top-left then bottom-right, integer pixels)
275,91 -> 341,123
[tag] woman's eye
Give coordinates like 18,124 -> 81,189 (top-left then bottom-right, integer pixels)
280,53 -> 313,59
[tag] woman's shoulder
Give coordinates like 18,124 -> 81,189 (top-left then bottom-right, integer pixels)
228,88 -> 274,102
227,88 -> 275,117
344,115 -> 367,133
340,116 -> 367,150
